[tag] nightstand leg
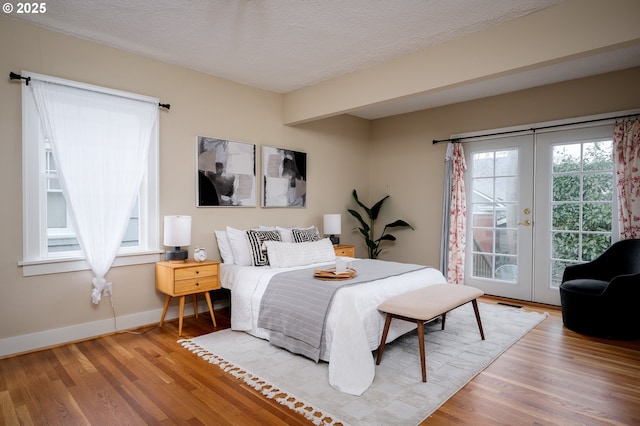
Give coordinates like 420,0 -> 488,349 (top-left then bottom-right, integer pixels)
159,295 -> 171,327
192,294 -> 198,318
204,292 -> 217,327
178,296 -> 185,336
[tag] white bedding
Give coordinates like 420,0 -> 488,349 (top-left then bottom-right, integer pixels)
220,260 -> 447,395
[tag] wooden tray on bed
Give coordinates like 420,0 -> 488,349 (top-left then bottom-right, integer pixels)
313,267 -> 357,281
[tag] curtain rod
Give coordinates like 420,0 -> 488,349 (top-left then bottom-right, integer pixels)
9,71 -> 171,110
432,112 -> 640,144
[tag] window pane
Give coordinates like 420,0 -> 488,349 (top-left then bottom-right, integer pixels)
472,252 -> 493,279
553,144 -> 581,172
583,173 -> 612,201
495,176 -> 517,202
495,256 -> 517,282
551,260 -> 576,287
583,203 -> 612,232
472,203 -> 494,227
552,232 -> 579,261
495,149 -> 518,176
495,229 -> 517,254
472,152 -> 494,177
473,229 -> 493,253
47,192 -> 67,228
583,141 -> 613,171
473,177 -> 494,200
582,234 -> 611,262
553,203 -> 580,230
553,175 -> 580,201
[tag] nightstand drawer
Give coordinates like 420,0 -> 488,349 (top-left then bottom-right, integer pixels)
334,245 -> 355,257
174,276 -> 219,294
175,264 -> 218,280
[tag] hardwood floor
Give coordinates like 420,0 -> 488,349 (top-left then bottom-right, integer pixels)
1,297 -> 639,425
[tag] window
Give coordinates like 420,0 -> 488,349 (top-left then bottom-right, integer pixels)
550,139 -> 615,284
470,149 -> 519,282
21,72 -> 160,275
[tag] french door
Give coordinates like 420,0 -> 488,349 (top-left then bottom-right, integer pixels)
463,125 -> 616,305
464,135 -> 534,302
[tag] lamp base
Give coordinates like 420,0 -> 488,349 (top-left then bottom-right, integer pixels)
166,248 -> 188,262
329,235 -> 340,245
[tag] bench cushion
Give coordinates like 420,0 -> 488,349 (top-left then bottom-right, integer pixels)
378,283 -> 484,321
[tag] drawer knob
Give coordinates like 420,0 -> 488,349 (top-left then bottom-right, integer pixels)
196,270 -> 200,274
196,282 -> 199,286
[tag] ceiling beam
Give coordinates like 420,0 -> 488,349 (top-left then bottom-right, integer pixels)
282,0 -> 640,125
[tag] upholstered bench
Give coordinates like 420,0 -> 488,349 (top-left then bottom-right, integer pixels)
376,283 -> 485,382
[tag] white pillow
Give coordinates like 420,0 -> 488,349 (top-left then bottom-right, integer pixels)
226,226 -> 253,266
264,238 -> 336,268
274,225 -> 317,243
214,230 -> 234,264
275,226 -> 295,242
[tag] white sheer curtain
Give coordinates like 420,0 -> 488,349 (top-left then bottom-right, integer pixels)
30,78 -> 158,304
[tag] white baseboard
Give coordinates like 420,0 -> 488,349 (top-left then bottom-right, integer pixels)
0,298 -> 229,358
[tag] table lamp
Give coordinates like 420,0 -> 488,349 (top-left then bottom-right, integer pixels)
323,213 -> 341,245
164,215 -> 191,261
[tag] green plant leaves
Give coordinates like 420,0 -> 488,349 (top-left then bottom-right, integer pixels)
349,189 -> 413,259
385,219 -> 414,229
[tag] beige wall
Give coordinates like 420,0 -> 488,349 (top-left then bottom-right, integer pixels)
0,16 -> 370,354
369,67 -> 640,266
2,13 -> 639,356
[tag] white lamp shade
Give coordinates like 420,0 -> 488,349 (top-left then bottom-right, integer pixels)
323,214 -> 341,235
164,215 -> 192,247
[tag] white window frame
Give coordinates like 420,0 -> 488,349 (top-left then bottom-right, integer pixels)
19,72 -> 162,276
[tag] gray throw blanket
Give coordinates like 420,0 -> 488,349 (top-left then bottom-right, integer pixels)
257,259 -> 427,362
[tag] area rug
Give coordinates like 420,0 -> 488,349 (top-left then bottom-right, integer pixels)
179,302 -> 546,426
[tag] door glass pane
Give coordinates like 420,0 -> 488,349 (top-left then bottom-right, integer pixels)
553,175 -> 580,201
583,173 -> 613,201
495,176 -> 517,202
552,204 -> 580,230
470,148 -> 518,283
495,150 -> 518,175
550,140 -> 614,287
583,141 -> 613,171
472,152 -> 494,177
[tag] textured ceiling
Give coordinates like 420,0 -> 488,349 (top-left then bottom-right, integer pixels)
11,0 -> 640,119
13,0 -> 564,93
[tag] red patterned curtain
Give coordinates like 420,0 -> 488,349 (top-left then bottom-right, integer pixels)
614,119 -> 640,239
447,143 -> 467,284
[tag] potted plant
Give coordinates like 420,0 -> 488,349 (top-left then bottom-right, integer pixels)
347,189 -> 414,259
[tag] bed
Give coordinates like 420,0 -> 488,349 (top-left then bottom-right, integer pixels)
216,227 -> 448,395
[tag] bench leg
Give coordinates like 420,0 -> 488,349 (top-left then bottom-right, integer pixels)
441,312 -> 446,330
417,320 -> 427,382
376,313 -> 392,365
472,299 -> 485,340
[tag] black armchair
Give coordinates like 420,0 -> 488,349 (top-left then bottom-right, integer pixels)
559,239 -> 640,339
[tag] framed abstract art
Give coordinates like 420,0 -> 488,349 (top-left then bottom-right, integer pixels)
262,146 -> 307,207
196,136 -> 256,207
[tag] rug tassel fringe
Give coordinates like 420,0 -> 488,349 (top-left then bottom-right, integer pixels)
179,339 -> 343,426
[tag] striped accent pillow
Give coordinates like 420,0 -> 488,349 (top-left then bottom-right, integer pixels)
247,230 -> 281,266
292,226 -> 320,243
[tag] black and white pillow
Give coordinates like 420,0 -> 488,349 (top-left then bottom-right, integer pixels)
246,229 -> 281,266
292,226 -> 320,243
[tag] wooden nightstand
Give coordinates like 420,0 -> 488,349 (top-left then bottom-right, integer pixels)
155,260 -> 220,336
334,244 -> 355,257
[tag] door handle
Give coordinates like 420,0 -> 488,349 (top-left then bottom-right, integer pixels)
518,220 -> 532,226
